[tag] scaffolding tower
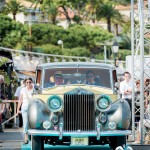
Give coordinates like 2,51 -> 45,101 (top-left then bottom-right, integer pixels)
131,0 -> 150,144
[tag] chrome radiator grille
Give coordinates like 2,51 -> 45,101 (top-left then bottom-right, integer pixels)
64,93 -> 95,131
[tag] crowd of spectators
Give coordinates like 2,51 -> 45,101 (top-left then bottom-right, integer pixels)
119,72 -> 150,144
134,78 -> 150,144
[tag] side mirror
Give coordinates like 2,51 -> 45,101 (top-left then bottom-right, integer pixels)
34,84 -> 40,91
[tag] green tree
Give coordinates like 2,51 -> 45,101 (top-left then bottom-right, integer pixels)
97,1 -> 123,32
0,58 -> 11,85
41,0 -> 58,24
113,0 -> 134,5
63,47 -> 90,57
3,0 -> 25,20
19,23 -> 112,55
0,15 -> 23,48
84,0 -> 103,23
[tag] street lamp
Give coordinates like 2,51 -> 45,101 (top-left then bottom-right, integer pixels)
58,40 -> 63,50
112,41 -> 119,67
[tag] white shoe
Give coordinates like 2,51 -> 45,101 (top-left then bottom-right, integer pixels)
132,140 -> 140,144
115,146 -> 124,150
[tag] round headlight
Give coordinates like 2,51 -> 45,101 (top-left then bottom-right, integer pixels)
43,120 -> 51,130
47,95 -> 63,112
96,95 -> 112,112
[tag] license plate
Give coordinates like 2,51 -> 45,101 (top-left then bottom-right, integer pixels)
71,137 -> 88,146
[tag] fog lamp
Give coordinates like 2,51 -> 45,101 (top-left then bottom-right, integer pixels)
108,122 -> 116,130
43,120 -> 51,130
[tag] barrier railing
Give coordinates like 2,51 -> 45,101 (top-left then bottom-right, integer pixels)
0,46 -> 126,72
1,100 -> 18,128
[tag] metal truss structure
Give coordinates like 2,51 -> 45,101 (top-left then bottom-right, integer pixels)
131,0 -> 150,144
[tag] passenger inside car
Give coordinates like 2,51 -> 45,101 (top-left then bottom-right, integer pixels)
86,70 -> 95,85
44,71 -> 64,87
85,70 -> 102,86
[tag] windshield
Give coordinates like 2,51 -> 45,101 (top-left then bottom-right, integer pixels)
43,68 -> 111,89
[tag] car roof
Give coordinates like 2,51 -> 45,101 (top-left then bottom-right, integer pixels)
37,62 -> 115,70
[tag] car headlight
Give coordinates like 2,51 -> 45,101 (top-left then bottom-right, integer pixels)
47,95 -> 63,112
96,95 -> 112,112
43,120 -> 51,130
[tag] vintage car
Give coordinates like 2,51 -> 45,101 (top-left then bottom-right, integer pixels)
28,62 -> 131,150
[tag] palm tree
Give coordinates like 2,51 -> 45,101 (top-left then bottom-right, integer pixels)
97,2 -> 123,32
3,0 -> 25,20
41,1 -> 58,24
27,0 -> 72,25
84,0 -> 103,23
25,0 -> 43,10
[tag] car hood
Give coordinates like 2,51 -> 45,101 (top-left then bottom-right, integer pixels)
33,85 -> 118,103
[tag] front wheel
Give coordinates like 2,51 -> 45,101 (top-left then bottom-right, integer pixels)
31,136 -> 44,150
109,136 -> 126,150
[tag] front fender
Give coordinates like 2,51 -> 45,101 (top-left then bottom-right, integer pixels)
28,98 -> 51,129
107,99 -> 131,129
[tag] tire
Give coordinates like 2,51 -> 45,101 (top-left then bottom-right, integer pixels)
109,136 -> 126,150
31,136 -> 44,150
28,135 -> 31,141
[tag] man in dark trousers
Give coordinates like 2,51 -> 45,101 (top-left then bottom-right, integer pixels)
14,80 -> 25,127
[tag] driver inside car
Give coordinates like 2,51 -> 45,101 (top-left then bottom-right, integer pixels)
53,71 -> 64,86
44,71 -> 64,87
86,70 -> 96,85
86,70 -> 101,86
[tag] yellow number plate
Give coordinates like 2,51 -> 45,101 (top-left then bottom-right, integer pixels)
71,137 -> 88,146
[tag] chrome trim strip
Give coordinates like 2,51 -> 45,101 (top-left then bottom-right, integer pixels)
59,123 -> 63,140
96,123 -> 100,140
28,129 -> 131,137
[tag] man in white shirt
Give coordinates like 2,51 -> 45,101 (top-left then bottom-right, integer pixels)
120,71 -> 132,100
120,71 -> 132,129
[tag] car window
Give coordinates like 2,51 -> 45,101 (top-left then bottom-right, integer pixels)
43,68 -> 111,89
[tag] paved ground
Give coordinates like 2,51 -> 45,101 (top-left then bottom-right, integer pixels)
0,128 -> 23,150
0,127 -> 150,150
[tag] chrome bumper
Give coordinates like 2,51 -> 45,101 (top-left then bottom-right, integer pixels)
28,129 -> 131,138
